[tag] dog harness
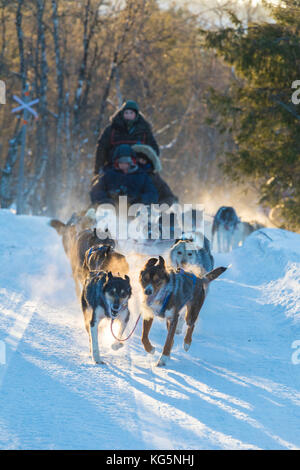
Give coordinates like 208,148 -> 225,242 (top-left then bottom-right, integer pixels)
159,290 -> 172,317
158,269 -> 198,317
86,245 -> 109,264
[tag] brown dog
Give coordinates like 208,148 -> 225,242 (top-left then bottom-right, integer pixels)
139,256 -> 227,367
50,217 -> 121,297
83,244 -> 129,279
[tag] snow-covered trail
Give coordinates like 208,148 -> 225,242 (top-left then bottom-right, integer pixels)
0,209 -> 300,450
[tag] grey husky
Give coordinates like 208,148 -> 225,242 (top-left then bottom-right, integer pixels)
170,235 -> 214,275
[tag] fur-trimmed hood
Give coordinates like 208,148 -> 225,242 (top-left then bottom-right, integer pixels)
132,144 -> 162,173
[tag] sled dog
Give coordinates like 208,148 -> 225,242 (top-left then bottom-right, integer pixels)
212,206 -> 239,252
170,235 -> 214,276
81,271 -> 132,363
139,256 -> 227,367
83,244 -> 129,279
50,217 -> 117,296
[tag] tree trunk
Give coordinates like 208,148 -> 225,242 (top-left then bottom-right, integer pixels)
0,121 -> 22,208
51,0 -> 65,197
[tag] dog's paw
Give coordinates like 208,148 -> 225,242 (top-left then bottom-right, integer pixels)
92,354 -> 105,365
156,354 -> 169,367
111,341 -> 124,351
183,342 -> 191,352
143,341 -> 155,355
148,346 -> 155,355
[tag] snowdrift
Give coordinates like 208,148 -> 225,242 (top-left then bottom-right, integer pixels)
0,209 -> 299,450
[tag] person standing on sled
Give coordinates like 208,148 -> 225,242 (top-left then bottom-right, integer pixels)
94,100 -> 159,175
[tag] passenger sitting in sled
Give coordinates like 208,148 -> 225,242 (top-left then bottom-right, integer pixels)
90,144 -> 158,207
132,144 -> 179,207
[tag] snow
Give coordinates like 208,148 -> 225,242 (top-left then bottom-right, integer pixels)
0,208 -> 300,450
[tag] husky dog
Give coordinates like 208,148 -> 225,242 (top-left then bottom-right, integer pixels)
170,235 -> 214,276
50,210 -> 98,251
212,206 -> 240,253
83,244 -> 129,279
50,216 -> 116,296
139,256 -> 227,367
81,271 -> 132,364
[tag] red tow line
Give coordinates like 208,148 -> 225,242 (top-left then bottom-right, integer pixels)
110,314 -> 141,342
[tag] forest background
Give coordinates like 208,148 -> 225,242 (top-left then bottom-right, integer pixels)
0,0 -> 299,230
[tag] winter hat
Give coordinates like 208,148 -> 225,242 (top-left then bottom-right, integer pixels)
113,144 -> 136,161
117,156 -> 134,164
112,144 -> 138,172
123,100 -> 139,114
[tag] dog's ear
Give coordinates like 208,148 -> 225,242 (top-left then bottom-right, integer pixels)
108,271 -> 113,280
124,274 -> 130,283
49,219 -> 66,235
99,271 -> 107,283
145,257 -> 158,269
205,266 -> 227,283
158,256 -> 165,268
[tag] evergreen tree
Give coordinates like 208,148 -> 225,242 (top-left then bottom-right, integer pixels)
201,0 -> 300,231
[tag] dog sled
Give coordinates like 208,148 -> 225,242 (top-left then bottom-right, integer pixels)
83,199 -> 209,259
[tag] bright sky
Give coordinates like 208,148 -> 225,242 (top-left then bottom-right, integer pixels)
159,0 -> 279,12
159,0 -> 274,24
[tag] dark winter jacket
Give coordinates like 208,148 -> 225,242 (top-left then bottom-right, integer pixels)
137,161 -> 178,206
90,167 -> 159,206
130,144 -> 178,206
151,173 -> 179,206
94,104 -> 160,175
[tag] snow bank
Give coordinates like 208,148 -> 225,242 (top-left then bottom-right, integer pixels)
215,228 -> 300,323
0,210 -> 299,450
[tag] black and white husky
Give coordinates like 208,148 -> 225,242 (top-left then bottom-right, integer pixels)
81,271 -> 132,364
